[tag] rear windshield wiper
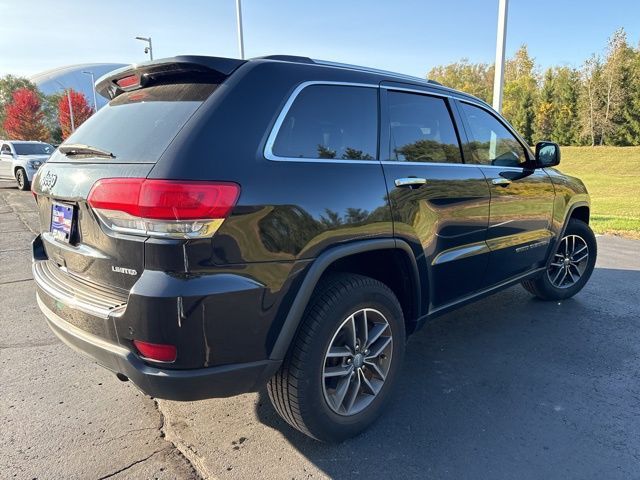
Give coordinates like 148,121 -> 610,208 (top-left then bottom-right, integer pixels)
59,144 -> 116,159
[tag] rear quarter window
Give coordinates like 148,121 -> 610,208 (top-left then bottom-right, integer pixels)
271,85 -> 378,161
53,83 -> 217,163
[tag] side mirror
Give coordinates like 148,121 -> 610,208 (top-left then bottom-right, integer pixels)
535,141 -> 560,167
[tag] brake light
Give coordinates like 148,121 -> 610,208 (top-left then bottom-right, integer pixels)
116,75 -> 140,89
133,340 -> 177,363
87,178 -> 240,238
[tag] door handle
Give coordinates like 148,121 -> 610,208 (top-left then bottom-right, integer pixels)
492,178 -> 512,187
395,177 -> 427,188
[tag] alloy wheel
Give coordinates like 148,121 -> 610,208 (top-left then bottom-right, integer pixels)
547,234 -> 589,289
322,308 -> 393,416
16,170 -> 25,189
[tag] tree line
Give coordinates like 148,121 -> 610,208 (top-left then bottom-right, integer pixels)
1,27 -> 638,147
0,76 -> 93,143
428,28 -> 640,146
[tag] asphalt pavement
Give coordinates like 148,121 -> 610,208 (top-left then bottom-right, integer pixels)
1,178 -> 639,480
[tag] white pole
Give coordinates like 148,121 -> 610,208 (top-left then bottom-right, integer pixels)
67,90 -> 75,132
83,71 -> 98,112
148,37 -> 154,60
235,0 -> 245,59
52,79 -> 75,131
492,0 -> 509,112
90,73 -> 97,112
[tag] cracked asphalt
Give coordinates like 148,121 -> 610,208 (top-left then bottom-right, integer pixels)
1,177 -> 639,479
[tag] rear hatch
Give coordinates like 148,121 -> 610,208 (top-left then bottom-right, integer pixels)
32,56 -> 245,292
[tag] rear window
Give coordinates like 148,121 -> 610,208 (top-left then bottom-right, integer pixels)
54,83 -> 216,163
271,85 -> 378,161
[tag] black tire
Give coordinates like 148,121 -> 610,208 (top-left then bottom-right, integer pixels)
267,273 -> 405,442
15,168 -> 30,191
522,218 -> 597,300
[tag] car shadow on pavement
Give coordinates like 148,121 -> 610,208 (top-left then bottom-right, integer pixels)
255,266 -> 640,479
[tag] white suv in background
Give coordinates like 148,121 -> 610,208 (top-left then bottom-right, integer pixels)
0,141 -> 55,190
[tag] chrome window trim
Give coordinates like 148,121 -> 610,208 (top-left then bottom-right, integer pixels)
381,84 -> 454,100
264,81 -> 380,164
263,80 -> 525,168
380,84 -> 494,110
380,160 -> 480,168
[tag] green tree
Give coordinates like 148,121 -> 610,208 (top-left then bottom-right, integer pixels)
425,29 -> 640,147
579,54 -> 604,146
428,59 -> 494,103
599,28 -> 629,144
503,45 -> 538,144
551,67 -> 581,145
610,33 -> 640,145
534,68 -> 555,142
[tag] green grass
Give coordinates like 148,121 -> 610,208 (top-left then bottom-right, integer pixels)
558,146 -> 640,238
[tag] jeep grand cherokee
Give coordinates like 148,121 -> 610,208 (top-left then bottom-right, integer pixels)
32,55 -> 596,442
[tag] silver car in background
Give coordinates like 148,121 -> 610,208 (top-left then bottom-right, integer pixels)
0,141 -> 55,190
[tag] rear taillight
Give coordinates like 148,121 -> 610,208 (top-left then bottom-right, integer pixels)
133,340 -> 177,363
87,178 -> 240,239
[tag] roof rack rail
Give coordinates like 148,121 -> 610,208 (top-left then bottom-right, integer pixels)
253,55 -> 314,64
311,59 -> 430,84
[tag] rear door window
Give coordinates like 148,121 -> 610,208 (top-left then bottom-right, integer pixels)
53,83 -> 217,163
271,85 -> 378,161
387,91 -> 462,163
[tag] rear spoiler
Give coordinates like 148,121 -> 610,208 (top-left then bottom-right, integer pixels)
96,56 -> 246,100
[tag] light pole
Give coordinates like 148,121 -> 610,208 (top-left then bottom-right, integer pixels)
52,79 -> 75,133
235,0 -> 245,59
135,36 -> 153,60
82,71 -> 98,112
492,0 -> 509,113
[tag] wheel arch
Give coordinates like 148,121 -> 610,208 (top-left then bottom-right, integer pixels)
570,204 -> 590,225
13,164 -> 29,180
547,201 -> 590,268
269,239 -> 421,361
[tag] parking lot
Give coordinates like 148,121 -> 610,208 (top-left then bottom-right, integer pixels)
1,178 -> 639,480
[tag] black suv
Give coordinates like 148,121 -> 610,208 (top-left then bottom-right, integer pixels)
32,55 -> 596,442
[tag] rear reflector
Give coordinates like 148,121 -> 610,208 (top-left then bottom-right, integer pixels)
87,178 -> 240,239
133,340 -> 177,363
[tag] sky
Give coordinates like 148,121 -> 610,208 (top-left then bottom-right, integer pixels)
1,0 -> 639,79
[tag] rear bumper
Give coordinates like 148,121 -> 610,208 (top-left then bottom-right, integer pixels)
38,294 -> 280,400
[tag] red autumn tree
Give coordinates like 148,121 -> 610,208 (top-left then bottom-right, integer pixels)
2,88 -> 50,141
58,89 -> 94,140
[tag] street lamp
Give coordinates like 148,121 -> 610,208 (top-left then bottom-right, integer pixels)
52,79 -> 75,133
82,71 -> 98,113
135,36 -> 153,60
